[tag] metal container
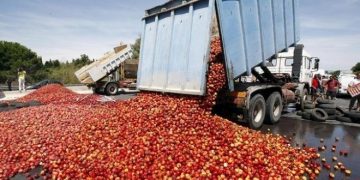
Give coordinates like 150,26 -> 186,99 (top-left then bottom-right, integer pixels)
137,0 -> 300,95
217,0 -> 300,90
75,45 -> 133,84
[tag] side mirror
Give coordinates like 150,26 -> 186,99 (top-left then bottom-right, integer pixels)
314,58 -> 320,70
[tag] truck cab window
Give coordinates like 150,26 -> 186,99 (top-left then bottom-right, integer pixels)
285,58 -> 294,66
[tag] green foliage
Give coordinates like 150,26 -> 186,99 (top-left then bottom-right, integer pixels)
44,60 -> 60,68
72,54 -> 94,67
352,62 -> 360,73
44,55 -> 93,84
1,37 -> 140,85
131,37 -> 141,60
47,63 -> 79,84
0,41 -> 44,83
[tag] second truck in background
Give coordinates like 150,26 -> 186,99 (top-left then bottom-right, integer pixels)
75,44 -> 137,95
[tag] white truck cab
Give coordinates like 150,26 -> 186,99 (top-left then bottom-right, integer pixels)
267,48 -> 319,84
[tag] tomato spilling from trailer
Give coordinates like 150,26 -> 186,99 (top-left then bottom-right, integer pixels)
0,39 -> 321,179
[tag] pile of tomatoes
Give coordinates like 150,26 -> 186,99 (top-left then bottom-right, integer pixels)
0,38 -> 321,179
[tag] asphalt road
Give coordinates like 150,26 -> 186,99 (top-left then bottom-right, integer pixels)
262,115 -> 359,179
262,97 -> 359,179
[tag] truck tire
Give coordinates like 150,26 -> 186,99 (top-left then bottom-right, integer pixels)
265,92 -> 283,124
248,94 -> 266,129
304,109 -> 315,113
344,112 -> 360,123
105,83 -> 119,96
327,115 -> 337,120
296,111 -> 304,116
304,103 -> 315,109
321,108 -> 336,115
316,103 -> 336,109
310,108 -> 328,122
302,112 -> 312,120
335,106 -> 346,115
317,99 -> 335,104
92,87 -> 101,94
336,116 -> 352,123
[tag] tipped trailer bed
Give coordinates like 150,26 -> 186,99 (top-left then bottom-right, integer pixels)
137,0 -> 304,129
75,45 -> 134,95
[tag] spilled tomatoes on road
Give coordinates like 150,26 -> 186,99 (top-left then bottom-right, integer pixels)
0,38 -> 321,179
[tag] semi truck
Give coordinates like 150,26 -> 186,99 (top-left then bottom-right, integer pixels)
75,44 -> 135,95
137,0 -> 308,129
267,48 -> 320,85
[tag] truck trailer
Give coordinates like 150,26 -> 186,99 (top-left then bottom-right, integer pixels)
75,44 -> 135,95
137,0 -> 307,129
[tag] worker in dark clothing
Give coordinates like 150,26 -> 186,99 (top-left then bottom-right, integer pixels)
325,76 -> 340,100
6,78 -> 13,91
349,73 -> 360,111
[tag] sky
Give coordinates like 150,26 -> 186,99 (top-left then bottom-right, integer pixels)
0,0 -> 359,71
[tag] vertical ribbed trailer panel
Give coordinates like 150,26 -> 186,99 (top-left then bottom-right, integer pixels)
138,0 -> 300,95
137,0 -> 215,95
216,0 -> 300,90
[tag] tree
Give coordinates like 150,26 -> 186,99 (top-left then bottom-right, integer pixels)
44,59 -> 61,68
351,62 -> 360,73
0,41 -> 44,83
131,37 -> 141,60
72,54 -> 93,67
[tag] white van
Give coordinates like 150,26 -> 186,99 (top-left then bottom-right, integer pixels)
338,73 -> 356,95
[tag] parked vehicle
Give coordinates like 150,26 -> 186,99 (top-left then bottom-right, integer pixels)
136,0 -> 308,129
74,44 -> 135,95
266,48 -> 320,85
26,79 -> 63,90
338,73 -> 357,96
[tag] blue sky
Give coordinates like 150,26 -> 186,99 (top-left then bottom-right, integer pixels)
0,0 -> 359,70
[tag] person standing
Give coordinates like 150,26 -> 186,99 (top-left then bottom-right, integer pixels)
311,74 -> 321,102
348,73 -> 360,111
6,77 -> 13,91
18,68 -> 26,92
326,76 -> 340,100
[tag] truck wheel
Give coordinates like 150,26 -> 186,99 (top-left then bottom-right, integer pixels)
92,87 -> 101,94
248,94 -> 266,129
265,92 -> 283,124
105,83 -> 119,96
